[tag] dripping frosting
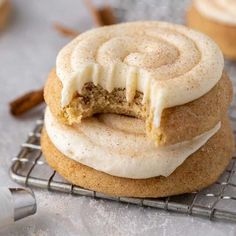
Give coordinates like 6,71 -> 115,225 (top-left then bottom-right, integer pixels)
56,21 -> 224,127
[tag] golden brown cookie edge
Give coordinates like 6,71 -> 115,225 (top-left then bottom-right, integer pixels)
186,4 -> 236,60
41,116 -> 234,198
44,69 -> 233,146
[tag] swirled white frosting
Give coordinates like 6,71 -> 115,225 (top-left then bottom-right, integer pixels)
45,108 -> 221,179
194,0 -> 236,25
56,21 -> 223,127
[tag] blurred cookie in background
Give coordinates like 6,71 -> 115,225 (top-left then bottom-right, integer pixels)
0,0 -> 10,30
187,0 -> 236,60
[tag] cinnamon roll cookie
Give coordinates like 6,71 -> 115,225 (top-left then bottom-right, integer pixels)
45,21 -> 230,145
0,0 -> 10,30
41,21 -> 234,198
187,0 -> 236,60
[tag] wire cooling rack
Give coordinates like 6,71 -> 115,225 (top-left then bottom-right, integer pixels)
9,100 -> 236,223
9,0 -> 236,223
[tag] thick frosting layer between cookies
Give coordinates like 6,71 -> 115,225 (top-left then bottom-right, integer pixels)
45,108 -> 221,179
194,0 -> 236,25
56,21 -> 223,127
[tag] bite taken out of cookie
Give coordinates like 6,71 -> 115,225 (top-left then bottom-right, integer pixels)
42,21 -> 234,198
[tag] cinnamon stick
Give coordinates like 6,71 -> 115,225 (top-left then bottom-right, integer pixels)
10,88 -> 44,116
98,5 -> 116,25
84,0 -> 116,26
84,0 -> 104,26
53,22 -> 79,37
10,1 -> 117,117
54,1 -> 116,38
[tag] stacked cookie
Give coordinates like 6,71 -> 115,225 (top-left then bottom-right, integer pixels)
187,0 -> 236,60
0,0 -> 10,30
42,21 -> 234,198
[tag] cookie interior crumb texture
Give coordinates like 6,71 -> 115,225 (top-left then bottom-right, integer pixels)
44,69 -> 233,146
55,21 -> 224,143
42,21 -> 234,198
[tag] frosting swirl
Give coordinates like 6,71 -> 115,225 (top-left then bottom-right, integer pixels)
194,0 -> 236,25
45,108 -> 221,179
56,21 -> 223,127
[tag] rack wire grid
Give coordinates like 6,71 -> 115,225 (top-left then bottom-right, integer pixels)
9,0 -> 236,223
9,101 -> 236,223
